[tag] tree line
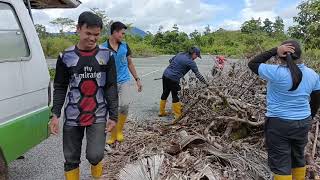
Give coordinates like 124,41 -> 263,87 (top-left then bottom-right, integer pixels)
36,0 -> 320,61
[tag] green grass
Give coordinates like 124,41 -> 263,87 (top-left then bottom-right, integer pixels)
40,32 -> 320,67
49,69 -> 55,80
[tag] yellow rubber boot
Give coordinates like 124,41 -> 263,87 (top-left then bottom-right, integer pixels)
159,100 -> 168,117
273,174 -> 292,180
292,167 -> 306,180
106,127 -> 117,145
172,102 -> 182,120
91,162 -> 103,178
116,114 -> 127,142
65,168 -> 80,180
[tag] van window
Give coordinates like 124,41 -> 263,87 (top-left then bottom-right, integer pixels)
0,3 -> 30,61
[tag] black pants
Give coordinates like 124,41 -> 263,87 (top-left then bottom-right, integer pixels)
161,76 -> 181,103
63,123 -> 106,171
265,116 -> 311,175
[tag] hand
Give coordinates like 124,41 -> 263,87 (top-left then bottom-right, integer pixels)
136,80 -> 143,92
277,44 -> 295,57
49,115 -> 59,135
106,119 -> 116,132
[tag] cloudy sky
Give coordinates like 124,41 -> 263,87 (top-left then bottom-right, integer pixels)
33,0 -> 302,34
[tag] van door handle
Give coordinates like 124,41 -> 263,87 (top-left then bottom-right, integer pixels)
21,57 -> 29,61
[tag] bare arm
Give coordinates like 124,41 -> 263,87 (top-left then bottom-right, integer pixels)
310,90 -> 320,118
128,56 -> 139,80
126,44 -> 142,92
128,56 -> 143,92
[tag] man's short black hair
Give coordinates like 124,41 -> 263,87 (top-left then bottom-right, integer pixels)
78,11 -> 103,29
111,21 -> 127,34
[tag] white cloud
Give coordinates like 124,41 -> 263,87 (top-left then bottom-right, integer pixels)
33,0 -> 222,34
32,0 -> 302,33
245,0 -> 279,11
32,11 -> 50,24
212,0 -> 279,31
241,0 -> 298,29
279,3 -> 300,31
241,8 -> 277,21
241,0 -> 278,21
279,4 -> 299,19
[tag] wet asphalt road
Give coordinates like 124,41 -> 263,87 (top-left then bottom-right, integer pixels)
8,55 -> 214,180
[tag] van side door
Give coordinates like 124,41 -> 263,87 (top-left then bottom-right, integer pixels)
0,1 -> 28,123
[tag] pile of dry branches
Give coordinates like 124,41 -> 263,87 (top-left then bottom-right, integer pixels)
104,60 -> 320,180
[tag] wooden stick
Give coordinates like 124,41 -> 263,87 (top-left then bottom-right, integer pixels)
237,77 -> 259,98
223,121 -> 234,138
312,121 -> 319,159
215,116 -> 264,126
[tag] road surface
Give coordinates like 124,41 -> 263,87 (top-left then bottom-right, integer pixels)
8,55 -> 214,180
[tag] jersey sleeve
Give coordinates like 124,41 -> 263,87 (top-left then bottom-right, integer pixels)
188,60 -> 199,74
126,44 -> 132,57
258,64 -> 279,82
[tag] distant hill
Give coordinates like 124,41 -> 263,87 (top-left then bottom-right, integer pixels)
129,27 -> 147,37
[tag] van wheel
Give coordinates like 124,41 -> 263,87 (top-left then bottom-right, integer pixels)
0,150 -> 8,180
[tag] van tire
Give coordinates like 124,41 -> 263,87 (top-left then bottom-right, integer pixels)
0,149 -> 8,180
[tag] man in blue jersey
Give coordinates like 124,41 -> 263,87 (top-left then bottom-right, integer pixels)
102,22 -> 142,144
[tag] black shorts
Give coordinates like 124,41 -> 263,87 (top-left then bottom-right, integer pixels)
161,76 -> 181,103
265,116 -> 311,175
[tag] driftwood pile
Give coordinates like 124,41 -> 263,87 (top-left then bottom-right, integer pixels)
104,60 -> 320,180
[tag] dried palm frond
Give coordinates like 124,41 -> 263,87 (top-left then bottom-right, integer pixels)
118,154 -> 164,180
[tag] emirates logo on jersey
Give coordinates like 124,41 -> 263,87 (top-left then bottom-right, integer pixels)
76,66 -> 102,79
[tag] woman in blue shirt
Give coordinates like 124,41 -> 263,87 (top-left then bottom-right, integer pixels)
248,40 -> 320,180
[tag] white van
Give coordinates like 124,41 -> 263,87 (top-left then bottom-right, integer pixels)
0,0 -> 80,179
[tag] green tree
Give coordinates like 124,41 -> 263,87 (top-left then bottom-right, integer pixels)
288,26 -> 303,39
289,0 -> 320,49
241,18 -> 262,33
152,26 -> 165,48
204,24 -> 211,35
273,16 -> 284,34
157,25 -> 164,33
90,8 -> 112,35
126,23 -> 133,31
189,30 -> 201,46
172,24 -> 179,32
151,27 -> 189,54
50,17 -> 75,33
216,28 -> 226,32
189,30 -> 200,39
143,32 -> 154,43
262,18 -> 273,35
35,24 -> 47,38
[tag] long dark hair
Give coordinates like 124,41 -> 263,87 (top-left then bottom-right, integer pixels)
281,40 -> 302,91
